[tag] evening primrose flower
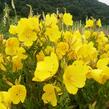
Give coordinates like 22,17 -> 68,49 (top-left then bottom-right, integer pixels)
12,47 -> 27,72
45,13 -> 58,27
85,19 -> 94,28
97,58 -> 109,69
83,30 -> 91,39
0,103 -> 7,109
18,28 -> 37,47
63,31 -> 82,56
77,42 -> 98,64
87,69 -> 105,84
5,37 -> 19,56
87,71 -> 102,84
63,60 -> 89,94
45,25 -> 61,42
0,91 -> 11,109
16,47 -> 27,58
63,31 -> 73,42
8,85 -> 26,104
32,52 -> 59,82
5,37 -> 27,72
87,58 -> 109,84
9,25 -> 17,35
63,13 -> 73,26
9,17 -> 39,47
104,44 -> 109,52
70,30 -> 82,52
42,84 -> 61,106
28,16 -> 40,32
12,56 -> 23,72
44,13 -> 60,42
56,42 -> 69,59
96,19 -> 102,27
97,58 -> 109,73
96,31 -> 108,49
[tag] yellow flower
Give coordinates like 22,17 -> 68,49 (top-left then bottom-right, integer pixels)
88,69 -> 105,84
97,58 -> 109,80
85,19 -> 94,28
96,19 -> 102,27
9,25 -> 17,35
5,37 -> 19,56
44,13 -> 61,42
45,25 -> 61,42
63,13 -> 73,26
42,84 -> 61,106
96,31 -> 108,50
5,38 -> 27,72
32,52 -> 59,82
8,85 -> 26,104
12,56 -> 23,72
70,30 -> 82,52
0,103 -> 7,109
12,47 -> 27,72
63,60 -> 88,94
88,58 -> 109,84
45,13 -> 58,27
18,29 -> 37,47
0,91 -> 11,109
104,44 -> 109,52
87,67 -> 109,84
83,30 -> 91,39
16,47 -> 27,59
56,42 -> 69,59
92,31 -> 98,38
101,67 -> 109,81
9,17 -> 39,47
77,42 -> 98,64
97,58 -> 109,69
28,16 -> 40,32
63,31 -> 73,42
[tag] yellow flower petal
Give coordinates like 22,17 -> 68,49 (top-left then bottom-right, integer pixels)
42,84 -> 60,107
63,60 -> 88,94
8,85 -> 26,104
33,52 -> 59,82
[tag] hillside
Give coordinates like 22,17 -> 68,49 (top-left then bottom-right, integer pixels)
1,0 -> 109,24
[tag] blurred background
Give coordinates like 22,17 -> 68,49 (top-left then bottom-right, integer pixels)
0,0 -> 109,24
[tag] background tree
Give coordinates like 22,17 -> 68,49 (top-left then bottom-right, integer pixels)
1,0 -> 109,24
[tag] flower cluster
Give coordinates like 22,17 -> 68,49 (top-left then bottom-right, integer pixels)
0,11 -> 109,108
